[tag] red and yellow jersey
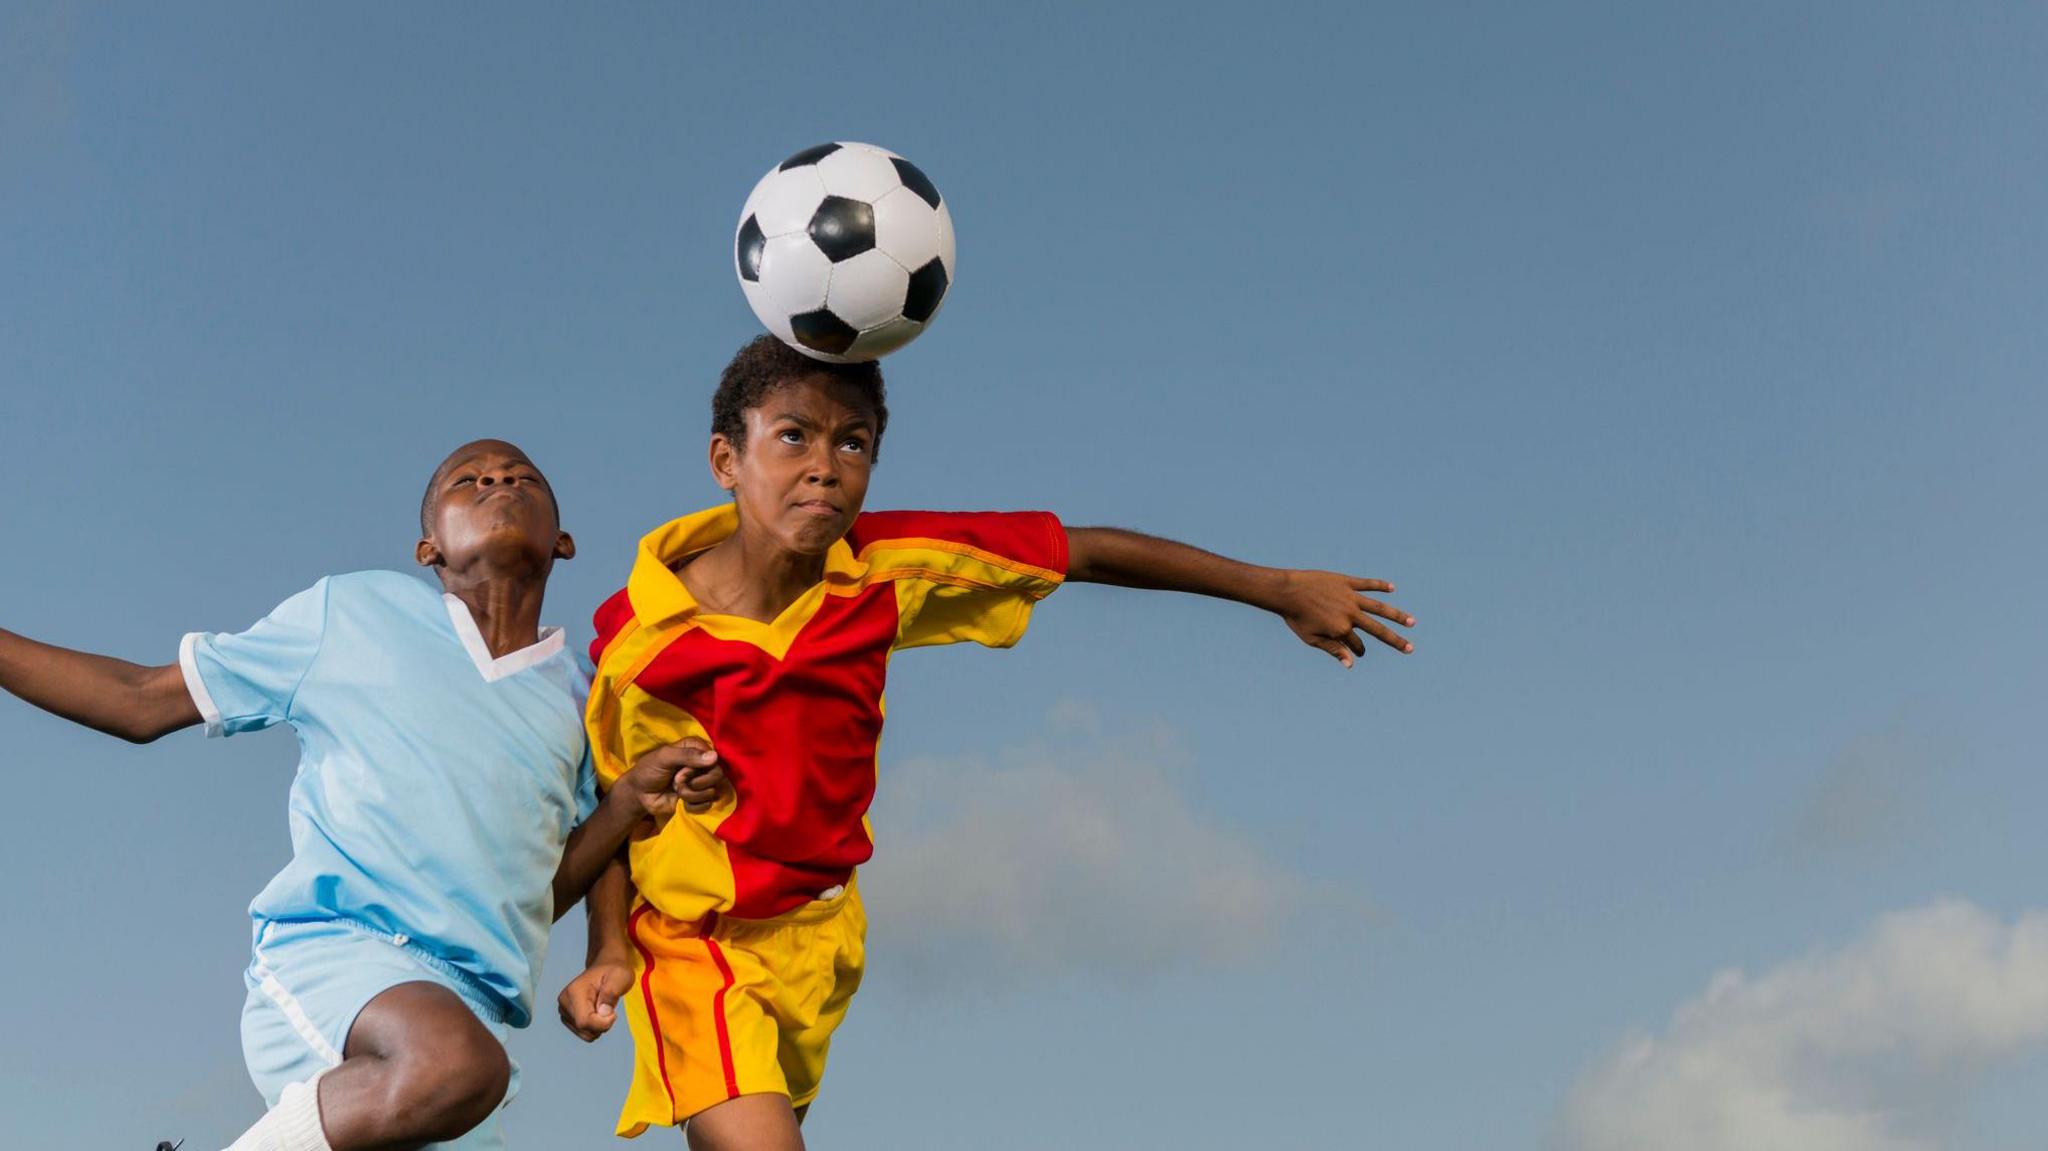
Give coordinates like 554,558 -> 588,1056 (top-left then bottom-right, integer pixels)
587,504 -> 1066,924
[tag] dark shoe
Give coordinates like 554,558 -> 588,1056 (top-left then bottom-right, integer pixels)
156,1142 -> 184,1151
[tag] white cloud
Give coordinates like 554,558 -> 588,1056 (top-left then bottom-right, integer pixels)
860,703 -> 1328,985
1563,901 -> 2048,1151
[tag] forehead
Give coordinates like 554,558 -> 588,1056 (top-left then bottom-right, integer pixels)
436,440 -> 538,477
751,375 -> 876,424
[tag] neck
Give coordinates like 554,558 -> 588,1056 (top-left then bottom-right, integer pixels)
437,569 -> 549,658
689,523 -> 830,623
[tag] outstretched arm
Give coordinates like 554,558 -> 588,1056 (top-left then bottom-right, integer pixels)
0,628 -> 200,743
1064,526 -> 1415,667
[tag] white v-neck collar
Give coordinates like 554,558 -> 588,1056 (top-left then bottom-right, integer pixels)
443,594 -> 566,683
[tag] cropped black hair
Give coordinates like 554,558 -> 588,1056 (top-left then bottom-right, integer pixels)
711,335 -> 888,459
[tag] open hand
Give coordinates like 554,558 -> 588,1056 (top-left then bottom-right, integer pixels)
1277,570 -> 1414,667
558,959 -> 634,1041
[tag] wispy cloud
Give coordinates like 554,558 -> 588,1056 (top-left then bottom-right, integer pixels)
860,702 -> 1329,987
1562,900 -> 2048,1151
1783,721 -> 1946,862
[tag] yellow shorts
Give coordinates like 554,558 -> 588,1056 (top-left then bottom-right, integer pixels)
615,882 -> 866,1136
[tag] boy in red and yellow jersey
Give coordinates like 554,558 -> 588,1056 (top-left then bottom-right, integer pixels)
561,336 -> 1414,1150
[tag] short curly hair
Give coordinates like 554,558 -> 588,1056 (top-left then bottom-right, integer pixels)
712,335 -> 888,459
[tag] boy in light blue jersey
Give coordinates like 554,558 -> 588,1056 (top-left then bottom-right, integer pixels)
0,440 -> 723,1151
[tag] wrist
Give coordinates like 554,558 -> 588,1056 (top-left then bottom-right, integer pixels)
602,783 -> 651,819
1252,566 -> 1297,614
586,918 -> 631,963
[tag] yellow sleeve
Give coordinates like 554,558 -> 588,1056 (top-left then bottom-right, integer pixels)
853,511 -> 1067,652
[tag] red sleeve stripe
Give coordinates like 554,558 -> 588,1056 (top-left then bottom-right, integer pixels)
847,510 -> 1067,575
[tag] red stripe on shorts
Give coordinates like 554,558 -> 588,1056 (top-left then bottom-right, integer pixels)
702,920 -> 741,1100
628,904 -> 679,1119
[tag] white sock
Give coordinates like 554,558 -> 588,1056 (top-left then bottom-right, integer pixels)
224,1071 -> 333,1151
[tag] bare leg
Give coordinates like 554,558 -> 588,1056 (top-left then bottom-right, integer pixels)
317,982 -> 511,1151
684,1094 -> 804,1151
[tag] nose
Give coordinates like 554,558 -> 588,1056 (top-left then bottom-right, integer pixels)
804,442 -> 841,487
476,466 -> 522,491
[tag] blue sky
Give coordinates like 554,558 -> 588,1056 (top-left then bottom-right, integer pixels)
4,3 -> 2046,1148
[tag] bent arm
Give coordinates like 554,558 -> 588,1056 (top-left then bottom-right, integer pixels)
551,791 -> 648,920
583,855 -> 635,963
0,628 -> 200,743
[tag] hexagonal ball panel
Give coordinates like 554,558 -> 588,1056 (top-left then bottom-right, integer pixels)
935,199 -> 956,278
816,146 -> 904,203
870,186 -> 941,275
807,196 -> 877,262
825,249 -> 912,331
741,278 -> 795,346
743,165 -> 827,239
758,233 -> 832,316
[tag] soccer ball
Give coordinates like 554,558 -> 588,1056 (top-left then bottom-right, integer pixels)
735,142 -> 956,363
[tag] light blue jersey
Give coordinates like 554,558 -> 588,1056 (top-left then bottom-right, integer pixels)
179,570 -> 596,1027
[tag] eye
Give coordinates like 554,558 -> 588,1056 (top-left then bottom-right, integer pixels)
453,475 -> 476,486
840,438 -> 867,454
779,429 -> 804,445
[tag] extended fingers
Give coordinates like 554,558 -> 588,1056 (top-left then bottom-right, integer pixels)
1356,596 -> 1415,628
1347,611 -> 1414,654
1352,602 -> 1416,654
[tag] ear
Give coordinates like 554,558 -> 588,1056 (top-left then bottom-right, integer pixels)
708,433 -> 740,493
554,531 -> 577,561
415,537 -> 443,569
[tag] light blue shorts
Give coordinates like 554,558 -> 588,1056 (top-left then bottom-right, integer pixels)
241,919 -> 520,1151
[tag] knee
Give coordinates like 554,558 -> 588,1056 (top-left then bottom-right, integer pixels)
381,1025 -> 511,1140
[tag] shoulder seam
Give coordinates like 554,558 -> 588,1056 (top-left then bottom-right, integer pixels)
856,536 -> 1065,585
281,577 -> 331,723
603,619 -> 697,699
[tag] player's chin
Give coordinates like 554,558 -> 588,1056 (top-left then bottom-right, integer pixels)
462,528 -> 557,571
450,503 -> 547,539
784,515 -> 847,553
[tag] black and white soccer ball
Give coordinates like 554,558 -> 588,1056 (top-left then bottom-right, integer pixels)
735,142 -> 956,363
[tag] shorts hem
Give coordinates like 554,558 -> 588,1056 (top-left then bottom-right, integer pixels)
615,1088 -> 798,1137
255,916 -> 515,1025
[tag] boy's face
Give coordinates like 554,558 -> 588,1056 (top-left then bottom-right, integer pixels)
417,439 -> 574,576
710,374 -> 878,556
